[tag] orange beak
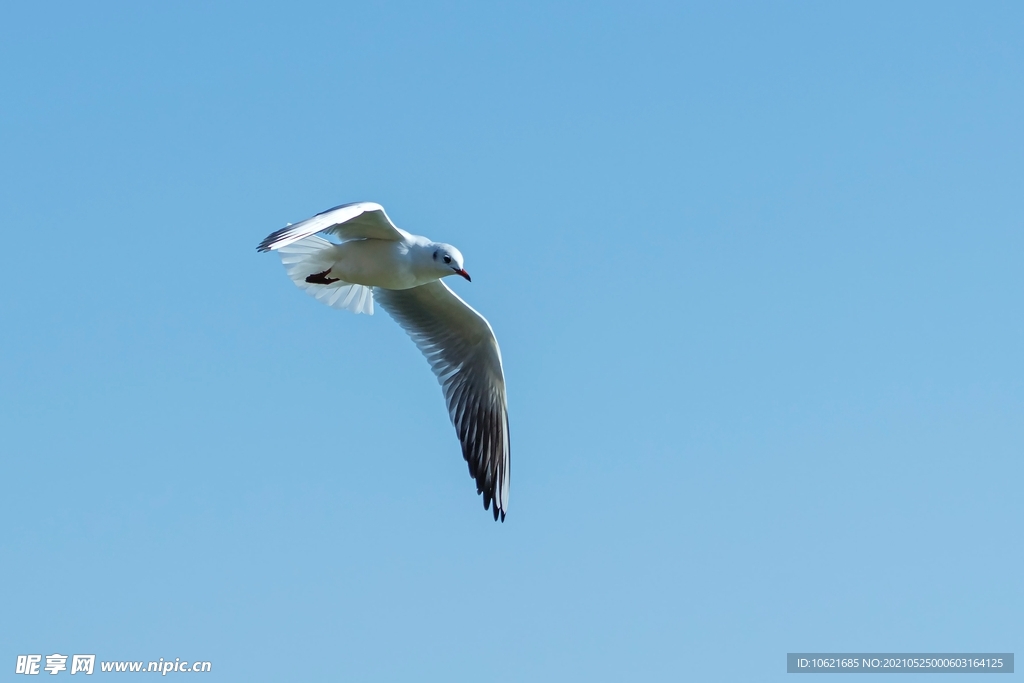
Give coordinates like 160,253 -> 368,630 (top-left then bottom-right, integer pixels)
454,268 -> 471,282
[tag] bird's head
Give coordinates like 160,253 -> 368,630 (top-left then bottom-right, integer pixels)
431,243 -> 471,282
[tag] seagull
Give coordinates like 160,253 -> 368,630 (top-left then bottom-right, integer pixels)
257,202 -> 510,521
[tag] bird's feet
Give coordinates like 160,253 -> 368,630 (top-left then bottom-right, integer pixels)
305,269 -> 340,284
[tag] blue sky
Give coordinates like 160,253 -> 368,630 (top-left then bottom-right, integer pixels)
1,2 -> 1021,680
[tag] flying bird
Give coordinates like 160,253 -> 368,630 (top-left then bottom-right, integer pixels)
257,202 -> 510,521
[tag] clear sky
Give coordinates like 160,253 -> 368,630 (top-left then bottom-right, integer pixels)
1,2 -> 1021,681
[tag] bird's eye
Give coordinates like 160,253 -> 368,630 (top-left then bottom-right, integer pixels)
443,255 -> 452,264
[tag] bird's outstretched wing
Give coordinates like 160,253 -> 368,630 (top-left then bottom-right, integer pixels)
257,202 -> 409,252
374,280 -> 510,521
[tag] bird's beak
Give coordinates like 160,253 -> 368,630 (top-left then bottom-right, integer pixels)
454,268 -> 472,282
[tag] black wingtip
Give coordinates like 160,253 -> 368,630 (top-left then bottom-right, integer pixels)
482,495 -> 505,522
256,224 -> 294,252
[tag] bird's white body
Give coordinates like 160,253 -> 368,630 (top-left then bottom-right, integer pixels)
319,238 -> 416,289
257,202 -> 510,521
312,237 -> 442,290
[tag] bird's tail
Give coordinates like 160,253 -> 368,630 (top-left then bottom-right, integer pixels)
277,236 -> 374,314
